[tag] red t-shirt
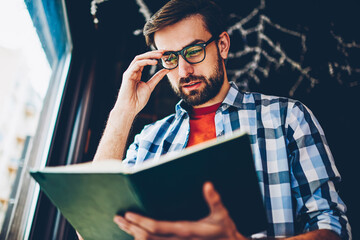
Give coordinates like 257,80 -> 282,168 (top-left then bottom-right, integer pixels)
186,102 -> 222,147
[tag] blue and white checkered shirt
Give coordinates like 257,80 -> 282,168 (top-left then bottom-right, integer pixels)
123,82 -> 351,239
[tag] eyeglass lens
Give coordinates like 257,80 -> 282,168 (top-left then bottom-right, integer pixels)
161,44 -> 205,69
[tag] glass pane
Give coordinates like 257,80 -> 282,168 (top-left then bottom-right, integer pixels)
24,0 -> 71,68
0,0 -> 70,233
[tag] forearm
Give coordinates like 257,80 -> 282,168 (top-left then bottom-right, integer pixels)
93,50 -> 168,162
286,229 -> 340,239
93,106 -> 136,161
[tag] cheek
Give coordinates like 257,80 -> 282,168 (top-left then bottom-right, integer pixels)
166,73 -> 179,88
205,52 -> 219,67
167,72 -> 178,83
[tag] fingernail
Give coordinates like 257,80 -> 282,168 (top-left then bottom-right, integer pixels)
114,216 -> 127,229
125,212 -> 136,222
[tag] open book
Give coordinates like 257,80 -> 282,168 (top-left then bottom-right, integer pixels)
30,131 -> 267,240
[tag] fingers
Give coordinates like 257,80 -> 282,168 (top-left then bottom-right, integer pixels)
114,216 -> 148,238
131,59 -> 159,72
121,212 -> 223,238
147,68 -> 170,91
129,50 -> 164,68
76,231 -> 84,240
117,50 -> 169,112
112,183 -> 239,239
203,182 -> 225,214
114,216 -> 178,240
124,59 -> 158,81
124,213 -> 184,236
123,50 -> 168,88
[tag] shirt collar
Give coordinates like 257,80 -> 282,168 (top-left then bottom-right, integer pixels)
221,81 -> 244,109
174,81 -> 244,118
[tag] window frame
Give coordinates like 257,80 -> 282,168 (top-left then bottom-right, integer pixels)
0,0 -> 73,238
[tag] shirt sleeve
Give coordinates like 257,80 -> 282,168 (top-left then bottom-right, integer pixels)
122,133 -> 140,166
122,123 -> 153,166
286,101 -> 352,239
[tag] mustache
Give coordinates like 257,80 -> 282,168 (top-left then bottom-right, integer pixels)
179,75 -> 207,85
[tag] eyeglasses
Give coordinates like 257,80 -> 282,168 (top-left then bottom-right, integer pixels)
160,36 -> 216,70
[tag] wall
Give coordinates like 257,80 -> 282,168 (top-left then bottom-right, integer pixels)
92,0 -> 360,237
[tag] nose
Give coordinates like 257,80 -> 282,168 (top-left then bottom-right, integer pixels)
177,55 -> 194,78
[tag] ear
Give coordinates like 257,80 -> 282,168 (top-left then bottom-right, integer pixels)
217,31 -> 230,59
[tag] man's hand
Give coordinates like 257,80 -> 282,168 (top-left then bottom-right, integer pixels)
93,50 -> 169,161
113,182 -> 249,240
115,50 -> 170,116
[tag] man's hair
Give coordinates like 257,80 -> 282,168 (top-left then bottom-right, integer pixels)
143,0 -> 226,48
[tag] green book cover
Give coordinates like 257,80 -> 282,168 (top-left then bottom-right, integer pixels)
30,131 -> 267,240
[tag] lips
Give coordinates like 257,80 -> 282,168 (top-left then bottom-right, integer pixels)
179,75 -> 206,92
182,81 -> 202,88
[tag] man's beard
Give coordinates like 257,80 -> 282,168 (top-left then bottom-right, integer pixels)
170,51 -> 225,106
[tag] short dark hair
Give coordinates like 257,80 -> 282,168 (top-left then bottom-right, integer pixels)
143,0 -> 226,48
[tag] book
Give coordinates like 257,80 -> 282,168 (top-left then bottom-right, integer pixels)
30,130 -> 267,240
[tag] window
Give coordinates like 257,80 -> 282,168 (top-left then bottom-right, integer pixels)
0,0 -> 72,238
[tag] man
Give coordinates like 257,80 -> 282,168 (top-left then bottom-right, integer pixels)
93,0 -> 351,239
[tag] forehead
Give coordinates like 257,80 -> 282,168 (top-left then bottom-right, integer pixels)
154,15 -> 212,51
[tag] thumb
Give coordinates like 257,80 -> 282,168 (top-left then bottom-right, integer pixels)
146,68 -> 170,91
203,182 -> 226,215
76,231 -> 84,240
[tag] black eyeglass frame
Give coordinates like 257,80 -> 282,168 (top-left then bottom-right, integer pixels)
160,36 -> 217,70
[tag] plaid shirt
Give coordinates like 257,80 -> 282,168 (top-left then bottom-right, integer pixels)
123,82 -> 351,239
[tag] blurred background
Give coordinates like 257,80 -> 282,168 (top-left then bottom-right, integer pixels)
0,0 -> 359,239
